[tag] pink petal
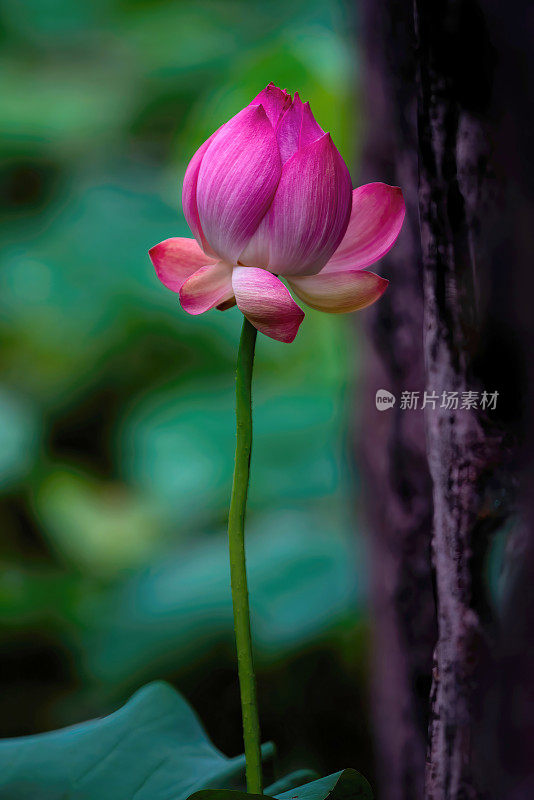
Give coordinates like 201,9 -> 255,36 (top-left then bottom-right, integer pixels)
250,83 -> 291,127
179,261 -> 234,315
149,237 -> 216,293
277,94 -> 325,164
232,267 -> 304,343
241,132 -> 352,276
276,92 -> 304,163
182,131 -> 221,258
196,105 -> 282,265
322,183 -> 405,273
288,269 -> 388,313
299,101 -> 324,148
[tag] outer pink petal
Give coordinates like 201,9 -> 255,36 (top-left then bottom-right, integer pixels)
182,131 -> 221,258
276,92 -> 304,163
179,261 -> 234,315
232,266 -> 304,343
299,101 -> 324,148
242,132 -> 352,276
250,83 -> 291,127
149,237 -> 216,293
288,269 -> 388,313
277,94 -> 325,165
321,183 -> 405,273
196,105 -> 282,265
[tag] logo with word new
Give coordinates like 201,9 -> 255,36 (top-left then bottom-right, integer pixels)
375,389 -> 396,410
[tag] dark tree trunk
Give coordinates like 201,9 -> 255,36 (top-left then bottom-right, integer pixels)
414,2 -> 508,796
480,3 -> 534,798
359,0 -> 534,798
359,4 -> 436,799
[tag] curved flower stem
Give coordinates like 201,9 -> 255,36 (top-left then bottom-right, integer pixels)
228,316 -> 262,795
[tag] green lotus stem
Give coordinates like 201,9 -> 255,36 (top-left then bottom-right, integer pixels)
228,316 -> 262,795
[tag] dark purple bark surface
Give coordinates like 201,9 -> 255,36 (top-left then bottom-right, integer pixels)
480,3 -> 534,798
358,1 -> 534,798
414,2 -> 502,798
359,4 -> 435,799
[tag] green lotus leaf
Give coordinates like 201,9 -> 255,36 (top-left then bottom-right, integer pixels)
187,768 -> 373,800
0,681 -> 273,800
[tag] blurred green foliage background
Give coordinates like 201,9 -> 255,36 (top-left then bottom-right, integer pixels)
0,0 -> 373,785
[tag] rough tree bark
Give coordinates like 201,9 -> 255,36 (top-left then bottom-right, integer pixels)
480,3 -> 534,798
360,1 -> 533,798
415,2 -> 515,797
359,4 -> 435,799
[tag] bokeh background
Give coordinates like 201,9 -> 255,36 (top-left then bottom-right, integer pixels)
0,0 -> 374,785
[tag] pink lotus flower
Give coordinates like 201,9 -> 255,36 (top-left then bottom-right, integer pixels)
149,83 -> 405,343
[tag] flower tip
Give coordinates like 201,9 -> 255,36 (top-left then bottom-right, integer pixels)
394,185 -> 406,210
262,81 -> 289,97
316,131 -> 334,149
279,306 -> 305,343
377,275 -> 389,294
148,244 -> 164,281
390,184 -> 405,202
148,241 -> 167,266
149,237 -> 215,294
386,185 -> 406,226
148,239 -> 169,276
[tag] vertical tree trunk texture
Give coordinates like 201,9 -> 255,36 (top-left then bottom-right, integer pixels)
360,1 -> 534,798
480,3 -> 534,798
414,1 -> 518,798
359,4 -> 436,799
